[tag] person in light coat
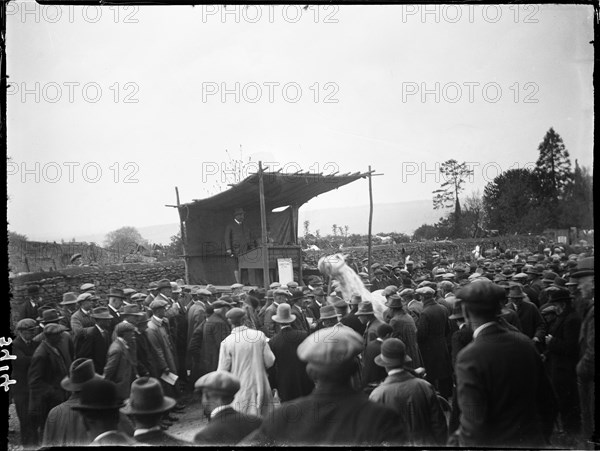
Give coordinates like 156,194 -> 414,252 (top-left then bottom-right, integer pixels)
217,307 -> 275,417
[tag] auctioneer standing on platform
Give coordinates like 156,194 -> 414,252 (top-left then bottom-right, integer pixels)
224,207 -> 256,283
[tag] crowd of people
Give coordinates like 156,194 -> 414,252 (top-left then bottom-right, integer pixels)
10,242 -> 595,447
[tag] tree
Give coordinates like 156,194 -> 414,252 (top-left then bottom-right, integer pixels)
164,232 -> 184,259
104,226 -> 150,255
303,220 -> 310,237
483,168 -> 545,234
332,224 -> 338,237
559,160 -> 593,229
413,223 -> 439,241
535,127 -> 573,227
432,159 -> 474,236
463,190 -> 486,238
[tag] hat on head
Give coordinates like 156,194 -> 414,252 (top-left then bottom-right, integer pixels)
272,303 -> 296,324
121,377 -> 176,415
506,282 -> 525,299
16,318 -> 38,331
385,293 -> 403,309
274,289 -> 292,298
319,305 -> 338,320
312,287 -> 325,297
148,281 -> 159,290
90,307 -> 114,320
60,292 -> 78,306
289,289 -> 304,303
72,379 -> 124,411
448,300 -> 464,320
170,282 -> 182,293
376,323 -> 393,338
194,371 -> 241,396
540,304 -> 558,315
526,264 -> 544,276
355,301 -> 375,316
546,286 -> 572,304
308,276 -> 323,285
415,287 -> 435,297
382,286 -> 398,297
123,288 -> 137,296
114,321 -> 136,336
211,299 -> 232,309
79,283 -> 95,293
438,280 -> 454,291
230,283 -> 244,290
374,338 -> 412,368
156,279 -> 171,290
571,257 -> 594,278
552,277 -> 567,288
333,298 -> 348,310
108,288 -> 126,299
61,358 -> 102,392
374,269 -> 384,275
265,289 -> 274,300
76,292 -> 95,304
269,282 -> 281,290
457,282 -> 506,314
196,288 -> 212,297
287,281 -> 299,289
406,300 -> 423,315
37,309 -> 64,323
27,284 -> 40,296
512,273 -> 529,282
226,307 -> 246,321
131,293 -> 146,302
297,326 -> 363,370
149,299 -> 169,310
43,323 -> 67,335
398,288 -> 415,298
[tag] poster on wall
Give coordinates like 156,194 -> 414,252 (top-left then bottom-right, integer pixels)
277,258 -> 294,285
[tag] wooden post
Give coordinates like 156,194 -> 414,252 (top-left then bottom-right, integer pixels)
258,162 -> 270,289
175,187 -> 189,284
368,166 -> 373,280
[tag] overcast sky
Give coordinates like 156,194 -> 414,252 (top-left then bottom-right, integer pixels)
7,3 -> 594,242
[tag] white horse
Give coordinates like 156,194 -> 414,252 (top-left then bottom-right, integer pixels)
318,254 -> 387,322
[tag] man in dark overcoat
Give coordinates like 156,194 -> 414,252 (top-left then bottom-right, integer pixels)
453,282 -> 557,447
268,303 -> 314,402
75,307 -> 113,374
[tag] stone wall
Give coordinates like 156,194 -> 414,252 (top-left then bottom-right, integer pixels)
9,259 -> 186,325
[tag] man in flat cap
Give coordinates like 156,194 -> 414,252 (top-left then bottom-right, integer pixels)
268,303 -> 314,402
146,298 -> 178,394
369,338 -> 448,446
120,377 -> 186,446
262,289 -> 290,338
11,318 -> 40,447
241,326 -> 406,446
186,288 -> 211,345
70,293 -> 96,339
452,282 -> 557,447
188,299 -> 232,381
415,286 -> 452,400
194,371 -> 261,445
217,307 -> 275,416
28,323 -> 72,440
224,207 -> 257,283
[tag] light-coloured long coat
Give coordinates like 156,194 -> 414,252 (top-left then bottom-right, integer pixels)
218,325 -> 275,417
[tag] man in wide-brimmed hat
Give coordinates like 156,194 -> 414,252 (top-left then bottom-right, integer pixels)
242,326 -> 405,446
28,323 -> 72,440
120,377 -> 186,446
194,371 -> 261,445
315,304 -> 340,329
340,293 -> 366,336
71,379 -> 136,445
20,284 -> 42,321
452,282 -> 557,447
58,292 -> 78,329
11,319 -> 40,447
262,288 -> 291,338
387,294 -> 422,369
356,300 -> 384,344
104,322 -> 138,401
369,338 -> 447,446
106,287 -> 126,333
525,263 -> 545,306
268,303 -> 314,402
43,358 -> 133,446
507,282 -> 545,346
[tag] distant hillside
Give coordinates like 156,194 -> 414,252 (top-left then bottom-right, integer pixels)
299,199 -> 442,236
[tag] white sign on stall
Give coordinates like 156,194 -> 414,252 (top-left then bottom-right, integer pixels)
277,258 -> 294,285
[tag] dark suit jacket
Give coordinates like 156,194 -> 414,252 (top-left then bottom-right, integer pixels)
546,307 -> 581,389
135,428 -> 189,446
268,328 -> 314,402
456,322 -> 557,447
361,338 -> 387,387
28,340 -> 70,418
76,326 -> 110,374
190,312 -> 230,375
194,407 -> 262,445
416,301 -> 452,380
341,309 -> 366,335
135,330 -> 152,377
11,336 -> 39,396
244,384 -> 406,446
450,325 -> 473,369
289,304 -> 310,333
20,300 -> 39,321
515,299 -> 545,340
224,220 -> 255,255
107,304 -> 123,333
